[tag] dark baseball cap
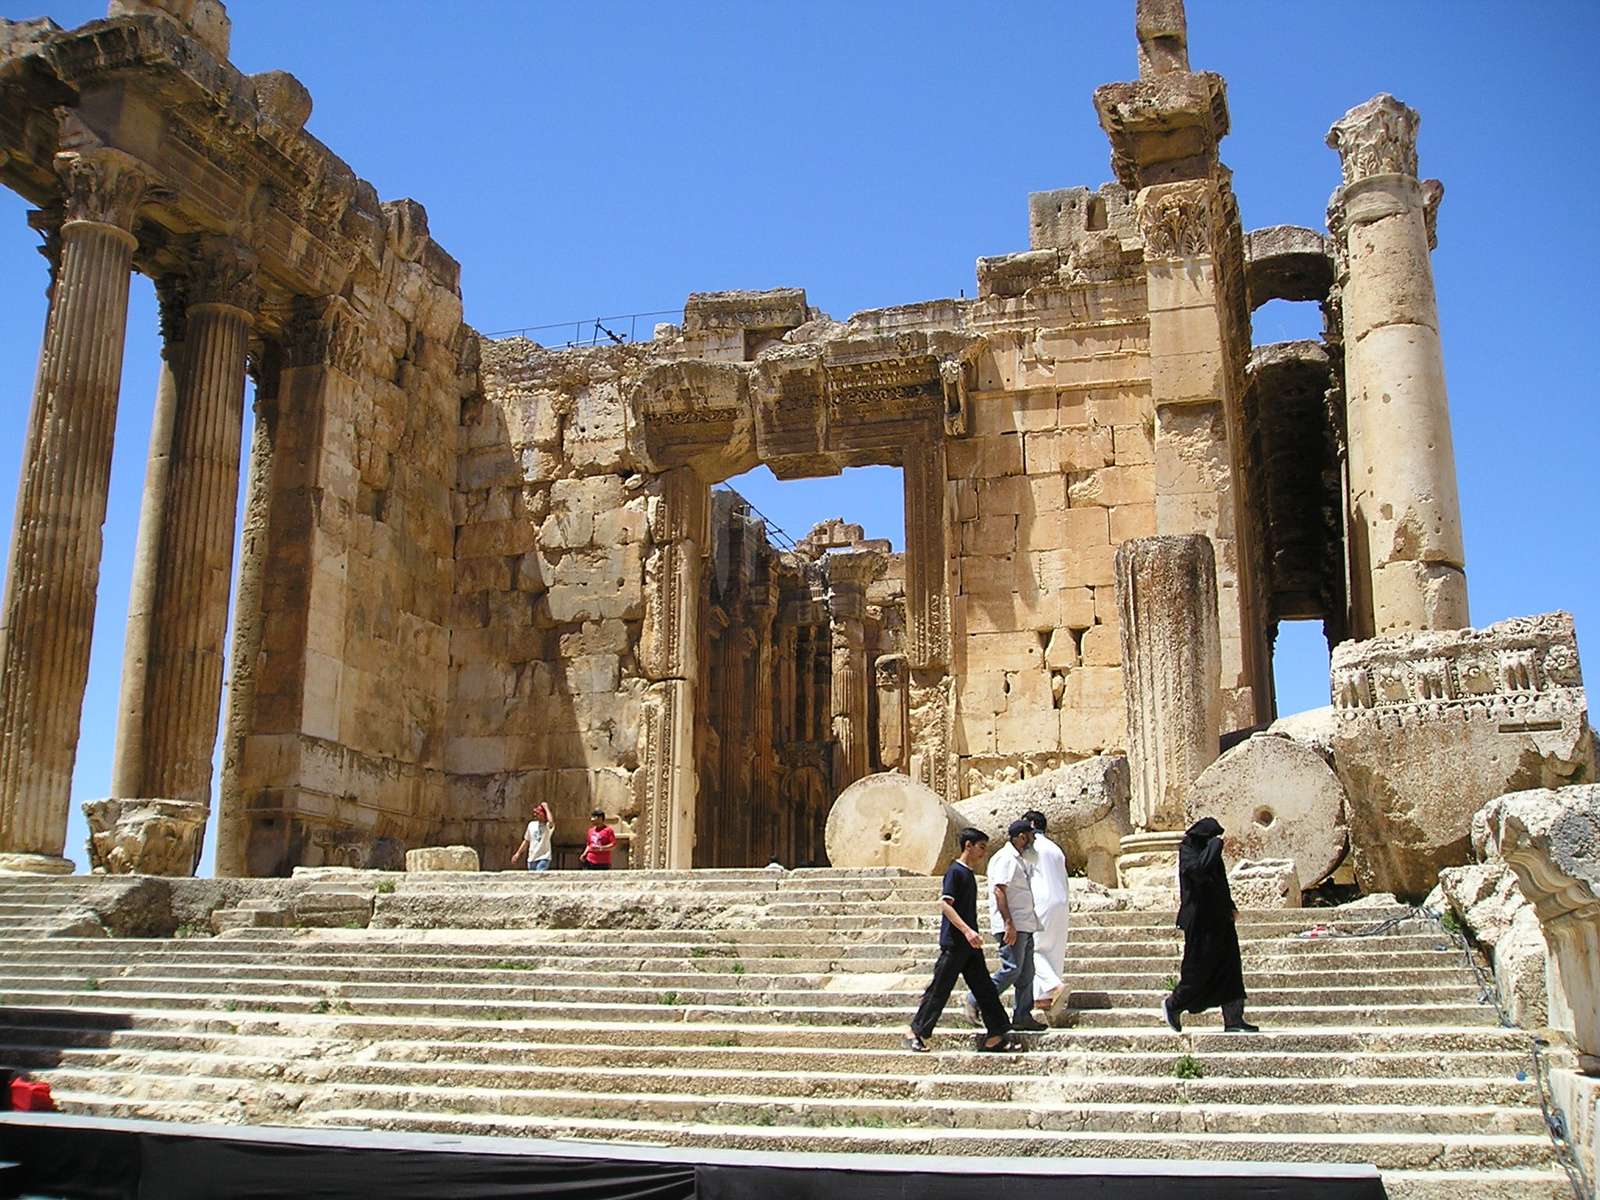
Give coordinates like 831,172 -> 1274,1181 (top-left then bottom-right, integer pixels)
1007,819 -> 1035,839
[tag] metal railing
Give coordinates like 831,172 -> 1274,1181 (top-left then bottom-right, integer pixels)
485,309 -> 685,348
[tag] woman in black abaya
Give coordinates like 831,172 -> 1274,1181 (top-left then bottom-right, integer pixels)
1161,816 -> 1259,1033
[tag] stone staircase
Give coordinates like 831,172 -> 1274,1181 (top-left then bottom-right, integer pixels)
0,870 -> 1571,1200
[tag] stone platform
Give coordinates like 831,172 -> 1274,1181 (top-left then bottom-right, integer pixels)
0,869 -> 1572,1200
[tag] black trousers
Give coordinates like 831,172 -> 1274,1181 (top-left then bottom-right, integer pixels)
910,942 -> 1011,1039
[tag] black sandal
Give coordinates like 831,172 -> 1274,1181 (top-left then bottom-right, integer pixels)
977,1033 -> 1024,1053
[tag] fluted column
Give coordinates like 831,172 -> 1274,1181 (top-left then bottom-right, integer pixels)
111,276 -> 186,797
1328,94 -> 1468,636
134,238 -> 258,811
826,551 -> 879,795
0,148 -> 146,872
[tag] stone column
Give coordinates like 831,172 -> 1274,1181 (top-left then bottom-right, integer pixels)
1328,94 -> 1467,636
0,149 -> 146,874
827,552 -> 880,795
111,276 -> 186,798
874,652 -> 908,772
1115,535 -> 1222,832
903,437 -> 955,800
751,580 -> 778,825
132,237 -> 258,815
638,467 -> 706,868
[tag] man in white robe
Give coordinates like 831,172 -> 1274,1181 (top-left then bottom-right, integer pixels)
1024,808 -> 1071,1009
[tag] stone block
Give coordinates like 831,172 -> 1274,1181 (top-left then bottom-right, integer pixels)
1330,613 -> 1594,898
824,772 -> 966,875
293,890 -> 375,929
1228,859 -> 1301,908
1080,624 -> 1121,667
1184,735 -> 1349,887
1109,502 -> 1157,542
406,845 -> 480,872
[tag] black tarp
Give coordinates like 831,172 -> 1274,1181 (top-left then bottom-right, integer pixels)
0,1114 -> 1387,1200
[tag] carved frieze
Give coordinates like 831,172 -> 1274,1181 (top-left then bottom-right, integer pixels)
54,147 -> 148,233
1136,179 -> 1217,259
1327,93 -> 1420,187
1331,612 -> 1584,714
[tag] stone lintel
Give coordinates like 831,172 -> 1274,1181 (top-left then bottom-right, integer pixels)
1244,225 -> 1335,309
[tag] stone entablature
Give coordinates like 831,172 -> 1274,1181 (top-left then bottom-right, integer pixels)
1331,612 -> 1583,714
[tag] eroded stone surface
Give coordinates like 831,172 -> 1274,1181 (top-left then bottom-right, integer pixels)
1228,858 -> 1301,909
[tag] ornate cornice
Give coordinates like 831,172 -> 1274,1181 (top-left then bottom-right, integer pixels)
54,147 -> 148,232
1327,94 -> 1419,187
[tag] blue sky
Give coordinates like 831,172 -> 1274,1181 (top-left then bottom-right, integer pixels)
0,1 -> 1594,874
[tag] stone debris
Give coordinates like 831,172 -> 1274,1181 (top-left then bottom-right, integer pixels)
1228,859 -> 1302,909
405,847 -> 480,873
951,755 -> 1131,885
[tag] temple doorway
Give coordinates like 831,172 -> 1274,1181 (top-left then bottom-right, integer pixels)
690,465 -> 906,868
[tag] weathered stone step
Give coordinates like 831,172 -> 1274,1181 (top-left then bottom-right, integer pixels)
1379,1169 -> 1572,1200
0,1031 -> 1535,1084
0,987 -> 1505,1031
38,1068 -> 1545,1139
17,1045 -> 1539,1111
0,1007 -> 1533,1055
0,966 -> 1478,998
280,1105 -> 1565,1173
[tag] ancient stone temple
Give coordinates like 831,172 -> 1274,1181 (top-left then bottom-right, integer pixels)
0,0 -> 1587,896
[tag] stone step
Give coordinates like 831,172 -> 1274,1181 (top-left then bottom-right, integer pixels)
0,960 -> 1478,996
0,1030 -> 1536,1082
0,1007 -> 1533,1056
0,972 -> 1491,1016
6,1046 -> 1541,1111
255,1104 -> 1564,1173
0,988 -> 1505,1032
34,1067 -> 1546,1139
1379,1169 -> 1573,1200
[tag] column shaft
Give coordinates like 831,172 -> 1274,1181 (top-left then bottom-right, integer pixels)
140,284 -> 254,803
1329,94 -> 1468,636
0,150 -> 145,867
111,281 -> 184,797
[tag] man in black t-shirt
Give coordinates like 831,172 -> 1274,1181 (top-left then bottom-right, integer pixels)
905,828 -> 1019,1053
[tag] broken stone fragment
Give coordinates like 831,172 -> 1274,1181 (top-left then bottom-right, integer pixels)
405,845 -> 480,872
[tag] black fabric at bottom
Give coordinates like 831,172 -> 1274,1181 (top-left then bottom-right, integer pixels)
0,1117 -> 1387,1200
696,1164 -> 1386,1200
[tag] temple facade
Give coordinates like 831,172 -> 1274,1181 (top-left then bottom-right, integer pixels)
0,0 -> 1480,876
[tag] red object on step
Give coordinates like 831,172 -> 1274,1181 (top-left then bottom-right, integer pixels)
9,1078 -> 54,1111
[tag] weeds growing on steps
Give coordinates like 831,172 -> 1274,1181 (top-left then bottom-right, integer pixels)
375,879 -> 396,894
1162,974 -> 1178,991
658,991 -> 679,1006
1173,1054 -> 1203,1080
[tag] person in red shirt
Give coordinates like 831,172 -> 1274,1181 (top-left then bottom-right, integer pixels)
582,810 -> 616,870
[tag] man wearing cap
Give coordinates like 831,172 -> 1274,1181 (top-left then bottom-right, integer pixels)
967,819 -> 1049,1033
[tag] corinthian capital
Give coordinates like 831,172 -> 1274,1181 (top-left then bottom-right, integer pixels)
53,148 -> 149,232
1136,179 -> 1217,259
187,236 -> 259,315
1327,94 -> 1420,187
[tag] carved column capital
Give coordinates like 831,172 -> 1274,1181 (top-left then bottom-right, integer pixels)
1327,94 -> 1420,187
186,236 -> 259,315
1136,178 -> 1218,259
153,274 -> 190,351
282,295 -> 362,375
53,148 -> 148,235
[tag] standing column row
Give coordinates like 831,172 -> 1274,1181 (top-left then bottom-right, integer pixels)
0,149 -> 146,872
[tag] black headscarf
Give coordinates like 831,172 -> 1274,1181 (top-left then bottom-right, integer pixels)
1176,816 -> 1231,932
